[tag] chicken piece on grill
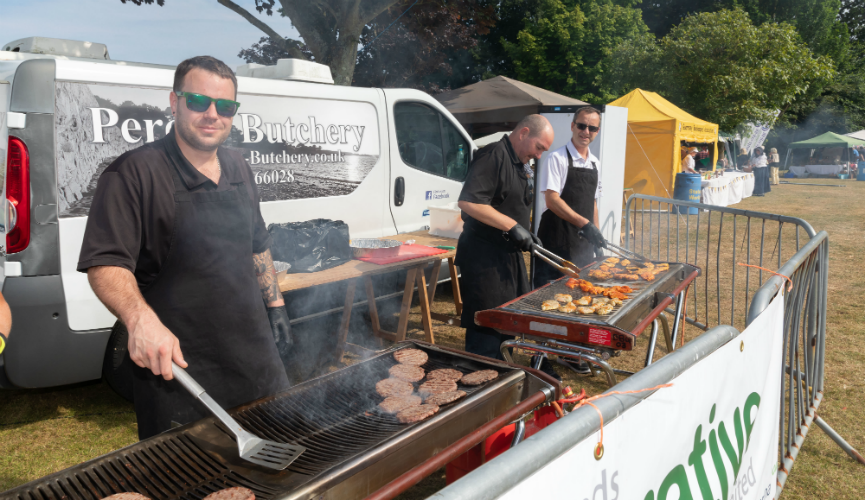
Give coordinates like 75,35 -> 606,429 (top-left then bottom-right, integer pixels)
574,295 -> 592,306
376,378 -> 414,398
379,394 -> 422,414
588,269 -> 612,280
606,290 -> 629,300
542,299 -> 560,311
604,257 -> 620,265
396,404 -> 440,424
389,364 -> 426,383
577,306 -> 596,315
394,348 -> 428,366
565,278 -> 579,289
599,264 -> 611,271
639,271 -> 657,281
203,488 -> 255,500
609,298 -> 623,307
592,297 -> 610,305
558,302 -> 577,313
620,259 -> 631,266
554,293 -> 573,304
613,273 -> 640,281
595,304 -> 615,315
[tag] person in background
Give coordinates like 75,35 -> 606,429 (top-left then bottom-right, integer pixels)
751,146 -> 770,196
682,147 -> 698,173
737,147 -> 750,170
0,291 -> 11,358
456,115 -> 553,361
853,146 -> 860,162
768,147 -> 781,185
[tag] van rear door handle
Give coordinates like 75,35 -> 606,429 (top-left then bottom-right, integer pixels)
394,177 -> 405,206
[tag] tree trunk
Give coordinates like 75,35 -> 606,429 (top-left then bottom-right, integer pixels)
328,29 -> 363,85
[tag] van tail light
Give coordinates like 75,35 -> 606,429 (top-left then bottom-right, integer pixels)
7,136 -> 31,254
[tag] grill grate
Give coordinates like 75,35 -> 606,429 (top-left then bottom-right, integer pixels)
230,354 -> 496,476
11,434 -> 279,500
511,275 -> 653,321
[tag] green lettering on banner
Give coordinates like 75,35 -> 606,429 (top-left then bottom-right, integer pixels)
744,393 -> 761,450
720,408 -> 745,478
658,465 -> 694,500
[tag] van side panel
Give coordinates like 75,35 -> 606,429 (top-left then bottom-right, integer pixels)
2,276 -> 109,388
9,59 -> 54,114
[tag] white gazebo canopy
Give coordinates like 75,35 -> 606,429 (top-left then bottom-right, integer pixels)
846,130 -> 865,141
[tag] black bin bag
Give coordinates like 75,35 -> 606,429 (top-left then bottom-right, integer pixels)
268,219 -> 351,273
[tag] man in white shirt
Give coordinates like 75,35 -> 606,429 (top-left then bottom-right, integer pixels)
533,106 -> 606,290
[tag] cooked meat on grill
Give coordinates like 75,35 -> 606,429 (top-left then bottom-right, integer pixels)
604,257 -> 620,265
378,394 -> 422,414
389,364 -> 426,382
558,302 -> 577,313
542,299 -> 560,311
613,273 -> 640,281
396,404 -> 440,424
592,297 -> 610,305
609,297 -> 623,307
102,494 -> 152,500
419,379 -> 458,396
460,369 -> 499,386
376,378 -> 414,397
427,368 -> 464,381
565,278 -> 579,289
425,390 -> 467,406
575,295 -> 592,306
620,259 -> 631,266
596,304 -> 615,315
639,271 -> 656,281
393,348 -> 428,366
203,488 -> 255,500
554,293 -> 573,304
577,306 -> 596,315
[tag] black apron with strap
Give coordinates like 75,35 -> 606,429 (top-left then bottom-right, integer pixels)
131,156 -> 289,439
534,148 -> 598,288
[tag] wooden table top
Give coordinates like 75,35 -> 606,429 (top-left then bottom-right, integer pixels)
278,230 -> 458,292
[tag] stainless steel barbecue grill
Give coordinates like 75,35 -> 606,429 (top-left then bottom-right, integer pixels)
2,341 -> 556,500
476,260 -> 700,386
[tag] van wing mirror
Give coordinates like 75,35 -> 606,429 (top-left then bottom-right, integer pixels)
394,177 -> 405,207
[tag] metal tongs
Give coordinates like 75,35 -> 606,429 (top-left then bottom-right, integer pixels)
602,240 -> 651,265
533,244 -> 581,278
172,362 -> 306,470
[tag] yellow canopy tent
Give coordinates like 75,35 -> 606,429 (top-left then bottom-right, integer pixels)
608,89 -> 719,197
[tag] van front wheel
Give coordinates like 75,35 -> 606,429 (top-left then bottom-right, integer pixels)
102,320 -> 135,403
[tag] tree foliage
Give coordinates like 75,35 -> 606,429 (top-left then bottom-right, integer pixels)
501,0 -> 648,102
841,0 -> 865,41
604,9 -> 835,131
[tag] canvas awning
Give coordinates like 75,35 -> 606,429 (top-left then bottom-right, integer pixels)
434,76 -> 587,136
607,89 -> 719,197
845,130 -> 865,141
788,131 -> 865,149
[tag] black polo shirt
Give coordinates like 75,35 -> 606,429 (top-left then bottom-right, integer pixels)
77,131 -> 271,288
458,134 -> 532,232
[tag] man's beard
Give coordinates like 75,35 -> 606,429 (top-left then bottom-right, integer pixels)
175,115 -> 230,152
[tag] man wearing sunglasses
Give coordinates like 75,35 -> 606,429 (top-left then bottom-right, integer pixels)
78,56 -> 291,439
534,107 -> 607,289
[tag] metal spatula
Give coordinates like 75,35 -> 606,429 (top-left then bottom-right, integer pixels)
172,362 -> 306,470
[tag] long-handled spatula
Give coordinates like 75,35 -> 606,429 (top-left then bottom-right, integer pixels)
172,362 -> 306,470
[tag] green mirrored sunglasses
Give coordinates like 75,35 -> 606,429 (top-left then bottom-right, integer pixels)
175,91 -> 240,117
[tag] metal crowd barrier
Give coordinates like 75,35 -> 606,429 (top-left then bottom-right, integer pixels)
623,194 -> 816,334
429,199 -> 861,500
747,230 -> 865,493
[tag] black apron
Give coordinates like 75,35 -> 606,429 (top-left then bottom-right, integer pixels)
455,168 -> 532,360
131,157 -> 289,439
534,149 -> 598,288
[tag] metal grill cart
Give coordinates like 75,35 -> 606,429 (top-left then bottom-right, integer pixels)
475,260 -> 700,386
3,342 -> 557,500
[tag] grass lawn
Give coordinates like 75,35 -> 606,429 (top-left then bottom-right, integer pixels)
1,177 -> 863,497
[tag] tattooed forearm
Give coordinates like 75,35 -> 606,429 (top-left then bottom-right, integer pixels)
253,249 -> 284,307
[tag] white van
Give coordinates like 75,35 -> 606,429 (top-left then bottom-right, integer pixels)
0,38 -> 473,390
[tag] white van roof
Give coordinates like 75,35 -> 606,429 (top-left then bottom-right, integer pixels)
3,37 -> 110,60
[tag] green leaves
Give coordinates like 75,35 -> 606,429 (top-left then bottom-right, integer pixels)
603,9 -> 835,130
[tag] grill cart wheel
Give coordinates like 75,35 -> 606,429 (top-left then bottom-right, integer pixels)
102,320 -> 134,402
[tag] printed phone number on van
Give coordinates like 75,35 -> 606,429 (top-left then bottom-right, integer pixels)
254,170 -> 295,185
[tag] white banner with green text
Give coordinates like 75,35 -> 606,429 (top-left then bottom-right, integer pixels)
498,292 -> 784,500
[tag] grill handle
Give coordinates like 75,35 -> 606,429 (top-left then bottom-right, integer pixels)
364,389 -> 549,500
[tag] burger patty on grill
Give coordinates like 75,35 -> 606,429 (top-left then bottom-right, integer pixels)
203,488 -> 255,500
389,364 -> 426,382
393,348 -> 428,366
426,368 -> 464,382
396,404 -> 440,424
460,369 -> 498,386
376,378 -> 414,397
378,394 -> 422,414
102,494 -> 152,500
419,379 -> 457,396
424,390 -> 467,406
